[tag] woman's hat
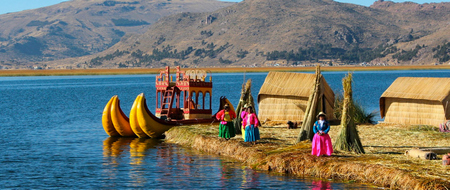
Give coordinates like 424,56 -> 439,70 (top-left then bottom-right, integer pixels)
317,112 -> 327,119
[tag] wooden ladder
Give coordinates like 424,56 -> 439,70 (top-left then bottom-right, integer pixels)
160,87 -> 175,119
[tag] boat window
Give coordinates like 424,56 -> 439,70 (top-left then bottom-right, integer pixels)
205,92 -> 211,110
198,92 -> 204,110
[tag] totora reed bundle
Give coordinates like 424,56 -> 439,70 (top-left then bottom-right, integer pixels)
333,73 -> 365,154
297,65 -> 323,142
233,79 -> 258,134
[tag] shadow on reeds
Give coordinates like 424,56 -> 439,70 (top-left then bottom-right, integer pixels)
331,154 -> 356,158
372,152 -> 403,155
367,145 -> 450,149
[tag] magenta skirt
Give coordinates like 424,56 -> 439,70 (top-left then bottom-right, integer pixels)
311,133 -> 333,156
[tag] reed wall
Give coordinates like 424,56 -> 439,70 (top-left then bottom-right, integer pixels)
384,98 -> 446,126
259,95 -> 335,122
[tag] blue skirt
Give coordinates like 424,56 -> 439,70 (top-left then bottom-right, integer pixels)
244,125 -> 260,142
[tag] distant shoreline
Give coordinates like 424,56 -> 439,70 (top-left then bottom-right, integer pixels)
1,65 -> 450,77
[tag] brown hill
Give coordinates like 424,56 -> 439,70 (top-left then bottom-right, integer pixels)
8,0 -> 450,69
368,0 -> 450,65
0,0 -> 234,68
54,0 -> 450,69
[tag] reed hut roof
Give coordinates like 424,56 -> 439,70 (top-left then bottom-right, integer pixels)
258,72 -> 335,105
380,77 -> 450,118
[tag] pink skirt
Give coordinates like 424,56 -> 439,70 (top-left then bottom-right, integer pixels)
311,133 -> 333,156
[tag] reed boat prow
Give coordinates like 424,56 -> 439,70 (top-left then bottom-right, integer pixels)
102,66 -> 233,138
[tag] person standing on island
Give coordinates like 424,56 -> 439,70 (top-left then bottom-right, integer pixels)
311,112 -> 333,156
241,104 -> 248,120
216,104 -> 236,140
242,106 -> 260,145
240,104 -> 249,140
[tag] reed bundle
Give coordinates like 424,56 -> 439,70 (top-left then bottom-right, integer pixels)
233,79 -> 258,134
333,73 -> 365,154
297,65 -> 323,142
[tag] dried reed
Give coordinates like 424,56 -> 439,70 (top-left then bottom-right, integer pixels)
380,77 -> 450,126
165,123 -> 450,189
233,79 -> 257,134
334,73 -> 365,154
297,65 -> 322,142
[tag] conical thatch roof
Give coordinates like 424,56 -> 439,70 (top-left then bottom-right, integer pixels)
380,77 -> 450,118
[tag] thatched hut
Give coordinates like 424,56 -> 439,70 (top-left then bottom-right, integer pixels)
380,77 -> 450,126
258,72 -> 335,122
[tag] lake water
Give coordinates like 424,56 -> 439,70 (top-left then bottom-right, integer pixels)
1,69 -> 449,189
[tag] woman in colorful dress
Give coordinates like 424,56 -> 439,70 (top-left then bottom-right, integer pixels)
216,104 -> 236,140
240,104 -> 248,140
311,112 -> 333,156
242,106 -> 260,145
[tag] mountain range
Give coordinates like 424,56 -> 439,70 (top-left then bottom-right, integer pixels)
2,0 -> 450,69
0,0 -> 233,68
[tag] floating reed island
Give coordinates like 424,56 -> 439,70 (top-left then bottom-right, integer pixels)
165,123 -> 450,190
165,67 -> 450,189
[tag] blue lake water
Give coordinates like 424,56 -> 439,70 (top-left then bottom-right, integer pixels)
1,69 -> 449,189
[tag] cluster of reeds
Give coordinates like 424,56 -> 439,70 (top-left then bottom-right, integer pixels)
334,94 -> 377,124
297,65 -> 322,142
233,79 -> 257,134
333,73 -> 365,154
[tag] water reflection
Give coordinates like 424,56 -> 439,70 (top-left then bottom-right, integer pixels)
312,180 -> 332,190
102,137 -> 134,165
240,165 -> 260,189
130,138 -> 160,165
129,138 -> 160,187
101,137 -> 376,189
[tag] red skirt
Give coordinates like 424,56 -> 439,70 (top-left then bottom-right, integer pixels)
311,133 -> 333,156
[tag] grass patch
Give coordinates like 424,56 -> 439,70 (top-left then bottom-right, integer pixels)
334,94 -> 377,124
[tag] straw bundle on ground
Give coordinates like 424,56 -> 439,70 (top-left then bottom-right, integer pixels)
233,79 -> 257,134
258,68 -> 335,124
334,73 -> 365,154
297,66 -> 322,142
380,77 -> 450,126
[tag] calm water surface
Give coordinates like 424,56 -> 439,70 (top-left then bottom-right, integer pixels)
1,69 -> 449,189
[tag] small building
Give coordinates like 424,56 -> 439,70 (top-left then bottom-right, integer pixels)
258,72 -> 335,123
380,77 -> 450,126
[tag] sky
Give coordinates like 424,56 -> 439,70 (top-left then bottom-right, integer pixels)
0,0 -> 449,15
